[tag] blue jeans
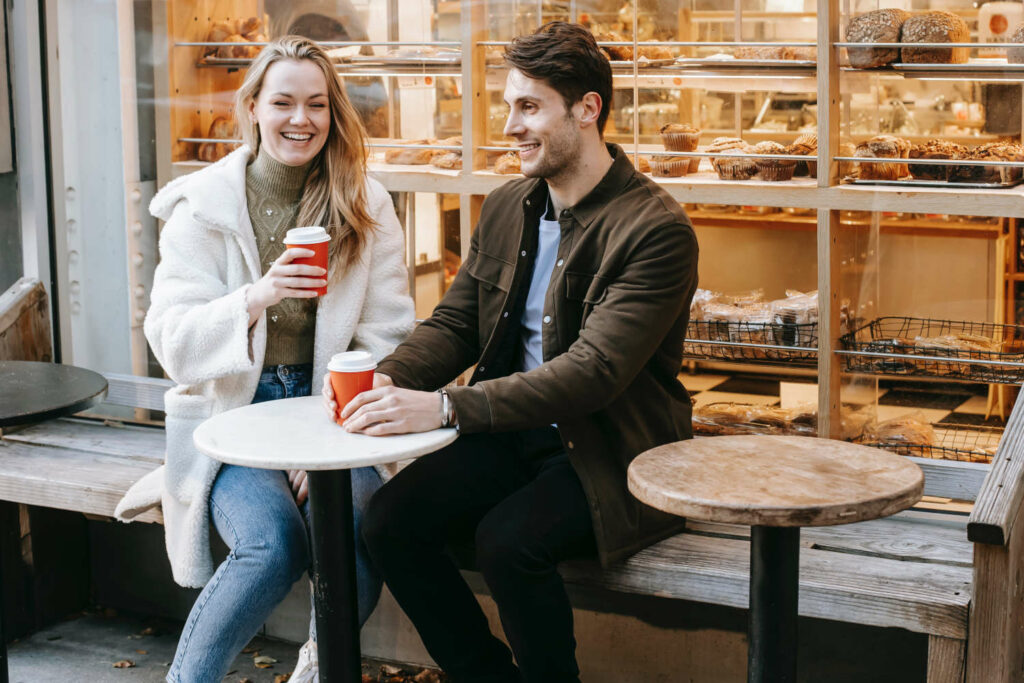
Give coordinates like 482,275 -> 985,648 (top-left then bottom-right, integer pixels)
168,364 -> 383,682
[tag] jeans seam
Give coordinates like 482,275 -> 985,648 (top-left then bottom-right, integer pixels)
170,497 -> 241,677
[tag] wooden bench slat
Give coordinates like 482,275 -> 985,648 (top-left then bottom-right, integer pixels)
688,511 -> 971,568
563,532 -> 972,638
0,439 -> 161,523
914,457 -> 989,503
2,418 -> 164,464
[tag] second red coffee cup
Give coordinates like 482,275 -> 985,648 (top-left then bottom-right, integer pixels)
284,226 -> 330,296
328,351 -> 376,426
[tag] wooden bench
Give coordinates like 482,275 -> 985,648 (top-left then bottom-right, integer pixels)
1,372 -> 1022,681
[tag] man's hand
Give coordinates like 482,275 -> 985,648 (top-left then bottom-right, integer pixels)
322,372 -> 394,420
287,469 -> 309,505
341,386 -> 442,435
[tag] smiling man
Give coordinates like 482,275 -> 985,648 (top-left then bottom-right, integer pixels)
328,22 -> 699,683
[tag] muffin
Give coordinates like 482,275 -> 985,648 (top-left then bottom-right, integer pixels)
661,123 -> 701,151
708,137 -> 757,180
787,133 -> 818,177
650,155 -> 690,177
753,141 -> 797,181
855,135 -> 910,180
908,139 -> 965,181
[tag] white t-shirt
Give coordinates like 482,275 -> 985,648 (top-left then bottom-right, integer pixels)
519,209 -> 562,372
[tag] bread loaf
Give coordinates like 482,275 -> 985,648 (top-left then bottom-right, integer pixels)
900,11 -> 970,64
430,152 -> 462,170
908,139 -> 965,181
1008,24 -> 1024,63
385,140 -> 437,165
493,151 -> 521,174
949,142 -> 1024,184
845,9 -> 910,68
855,135 -> 910,180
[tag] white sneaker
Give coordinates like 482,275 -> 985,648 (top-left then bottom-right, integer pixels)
289,638 -> 319,683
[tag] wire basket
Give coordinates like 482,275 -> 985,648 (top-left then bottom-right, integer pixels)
685,320 -> 818,364
839,317 -> 1024,383
863,423 -> 1002,464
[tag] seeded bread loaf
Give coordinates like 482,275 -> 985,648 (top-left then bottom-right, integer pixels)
845,9 -> 910,68
949,142 -> 1024,184
900,11 -> 970,64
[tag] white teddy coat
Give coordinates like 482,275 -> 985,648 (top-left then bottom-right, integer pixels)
114,146 -> 414,588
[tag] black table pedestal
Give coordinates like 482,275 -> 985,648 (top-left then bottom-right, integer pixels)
748,526 -> 799,683
307,469 -> 361,683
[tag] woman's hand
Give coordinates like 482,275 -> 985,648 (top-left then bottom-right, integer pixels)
246,248 -> 327,326
341,386 -> 442,435
322,372 -> 393,420
287,469 -> 309,505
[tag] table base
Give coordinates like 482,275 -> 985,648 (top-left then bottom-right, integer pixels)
748,526 -> 799,683
308,470 -> 361,683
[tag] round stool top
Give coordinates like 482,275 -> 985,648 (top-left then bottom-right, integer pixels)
0,361 -> 108,428
193,396 -> 458,471
628,435 -> 924,527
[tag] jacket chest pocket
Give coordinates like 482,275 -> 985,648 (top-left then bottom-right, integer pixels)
564,271 -> 610,329
469,250 -> 515,336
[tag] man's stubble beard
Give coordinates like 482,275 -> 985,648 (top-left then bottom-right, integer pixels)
522,113 -> 581,184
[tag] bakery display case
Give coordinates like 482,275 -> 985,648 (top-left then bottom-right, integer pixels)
151,0 -> 1023,470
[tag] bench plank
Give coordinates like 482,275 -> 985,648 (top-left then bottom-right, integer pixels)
913,457 -> 988,504
0,439 -> 161,523
2,418 -> 164,463
563,532 -> 972,638
688,511 -> 971,568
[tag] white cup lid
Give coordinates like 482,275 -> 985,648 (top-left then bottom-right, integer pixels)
328,351 -> 376,373
284,226 -> 330,244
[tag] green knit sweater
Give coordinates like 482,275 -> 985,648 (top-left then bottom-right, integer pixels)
246,147 -> 316,367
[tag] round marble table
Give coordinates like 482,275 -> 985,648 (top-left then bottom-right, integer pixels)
193,395 -> 457,683
0,360 -> 108,428
628,435 -> 924,683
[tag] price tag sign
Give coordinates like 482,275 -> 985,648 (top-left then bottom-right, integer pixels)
398,75 -> 435,89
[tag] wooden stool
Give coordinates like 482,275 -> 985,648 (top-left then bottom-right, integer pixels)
628,435 -> 923,683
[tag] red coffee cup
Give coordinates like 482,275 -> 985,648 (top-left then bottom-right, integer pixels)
284,226 -> 331,296
328,351 -> 376,426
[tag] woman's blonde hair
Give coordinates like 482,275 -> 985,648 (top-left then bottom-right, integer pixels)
235,35 -> 374,270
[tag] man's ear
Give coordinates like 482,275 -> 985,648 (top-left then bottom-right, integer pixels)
576,91 -> 603,128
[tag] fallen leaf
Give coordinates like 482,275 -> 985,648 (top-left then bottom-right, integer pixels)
112,660 -> 135,669
140,627 -> 155,636
254,654 -> 278,669
273,674 -> 291,683
135,649 -> 147,655
242,645 -> 259,654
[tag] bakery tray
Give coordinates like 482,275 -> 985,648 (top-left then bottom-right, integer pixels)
685,320 -> 818,364
674,58 -> 815,68
846,177 -> 1024,189
197,56 -> 253,68
863,423 -> 1002,464
839,316 -> 1024,383
893,59 -> 1024,73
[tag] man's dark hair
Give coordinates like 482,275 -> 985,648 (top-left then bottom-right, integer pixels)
504,21 -> 613,135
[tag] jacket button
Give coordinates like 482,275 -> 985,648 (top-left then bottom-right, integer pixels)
567,441 -> 575,449
543,315 -> 551,324
503,312 -> 509,318
271,315 -> 279,322
521,250 -> 527,257
478,365 -> 486,373
556,258 -> 564,267
526,199 -> 531,206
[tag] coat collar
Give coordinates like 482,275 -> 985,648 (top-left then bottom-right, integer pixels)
520,144 -> 635,229
149,145 -> 253,233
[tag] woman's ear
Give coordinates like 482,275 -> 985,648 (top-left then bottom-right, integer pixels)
248,99 -> 258,124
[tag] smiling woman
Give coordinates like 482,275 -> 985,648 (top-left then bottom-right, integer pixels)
115,35 -> 415,683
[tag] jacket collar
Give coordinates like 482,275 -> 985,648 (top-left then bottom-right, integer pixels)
520,144 -> 635,229
149,145 -> 253,234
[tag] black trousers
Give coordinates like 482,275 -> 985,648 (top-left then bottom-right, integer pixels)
361,427 -> 597,683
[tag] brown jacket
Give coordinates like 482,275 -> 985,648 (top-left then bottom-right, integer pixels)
376,145 -> 699,565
